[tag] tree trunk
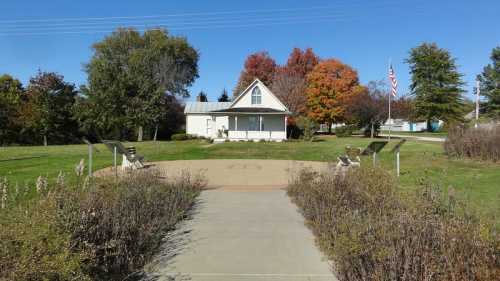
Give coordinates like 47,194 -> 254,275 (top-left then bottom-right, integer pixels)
153,124 -> 159,142
137,126 -> 143,142
43,134 -> 47,146
370,123 -> 375,139
328,122 -> 332,134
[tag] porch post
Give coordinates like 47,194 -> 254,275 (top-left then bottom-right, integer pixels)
259,115 -> 262,131
284,115 -> 288,140
235,115 -> 238,131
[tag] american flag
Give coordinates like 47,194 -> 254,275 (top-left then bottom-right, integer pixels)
389,64 -> 398,97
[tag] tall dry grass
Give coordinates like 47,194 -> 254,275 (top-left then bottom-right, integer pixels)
288,167 -> 499,281
445,124 -> 500,162
0,170 -> 205,281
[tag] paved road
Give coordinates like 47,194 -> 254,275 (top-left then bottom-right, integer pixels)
379,133 -> 446,142
146,160 -> 335,281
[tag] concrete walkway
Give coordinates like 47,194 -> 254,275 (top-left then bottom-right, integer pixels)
146,160 -> 335,281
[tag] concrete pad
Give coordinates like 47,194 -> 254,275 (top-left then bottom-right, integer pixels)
150,159 -> 330,190
144,160 -> 336,281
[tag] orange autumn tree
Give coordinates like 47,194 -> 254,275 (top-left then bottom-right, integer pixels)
306,59 -> 365,133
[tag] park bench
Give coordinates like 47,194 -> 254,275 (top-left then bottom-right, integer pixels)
336,141 -> 389,170
103,140 -> 145,170
336,146 -> 361,169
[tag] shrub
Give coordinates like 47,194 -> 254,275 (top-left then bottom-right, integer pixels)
296,116 -> 318,141
445,124 -> 500,162
0,195 -> 90,281
288,167 -> 499,281
0,170 -> 205,281
334,125 -> 356,137
362,122 -> 381,137
171,133 -> 189,141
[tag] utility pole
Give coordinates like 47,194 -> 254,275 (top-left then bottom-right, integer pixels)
475,80 -> 480,128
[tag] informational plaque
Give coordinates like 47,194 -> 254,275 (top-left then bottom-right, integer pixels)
361,141 -> 388,156
390,139 -> 407,153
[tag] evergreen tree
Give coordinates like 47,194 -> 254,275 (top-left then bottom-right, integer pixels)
196,91 -> 208,102
406,43 -> 465,130
477,46 -> 500,119
217,88 -> 230,102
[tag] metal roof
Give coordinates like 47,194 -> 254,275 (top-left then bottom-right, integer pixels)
184,102 -> 232,113
212,107 -> 288,113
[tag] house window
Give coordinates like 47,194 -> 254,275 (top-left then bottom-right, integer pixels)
249,116 -> 259,131
251,86 -> 261,105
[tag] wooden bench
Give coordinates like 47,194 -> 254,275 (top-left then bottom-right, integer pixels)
103,140 -> 145,170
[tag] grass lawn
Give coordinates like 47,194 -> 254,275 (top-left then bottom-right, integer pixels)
1,136 -> 498,217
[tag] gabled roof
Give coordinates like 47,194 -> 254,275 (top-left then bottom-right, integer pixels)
184,102 -> 231,114
229,79 -> 289,111
184,79 -> 290,115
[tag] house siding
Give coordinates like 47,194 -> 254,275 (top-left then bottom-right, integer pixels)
186,114 -> 212,137
231,84 -> 285,111
184,80 -> 288,141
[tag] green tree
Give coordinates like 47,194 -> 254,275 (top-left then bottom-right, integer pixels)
295,116 -> 318,141
0,74 -> 24,145
477,46 -> 500,119
347,81 -> 388,138
196,91 -> 208,102
217,88 -> 230,102
19,71 -> 79,146
80,28 -> 199,141
406,43 -> 466,130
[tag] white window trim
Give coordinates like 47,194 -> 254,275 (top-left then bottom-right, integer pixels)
251,86 -> 262,105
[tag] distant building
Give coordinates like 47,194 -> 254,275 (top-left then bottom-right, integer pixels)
381,118 -> 443,132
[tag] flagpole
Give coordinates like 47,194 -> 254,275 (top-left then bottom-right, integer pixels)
388,58 -> 392,141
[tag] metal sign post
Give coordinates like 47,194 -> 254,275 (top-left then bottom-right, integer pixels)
475,80 -> 480,128
113,146 -> 117,178
390,139 -> 406,177
88,143 -> 93,177
82,138 -> 94,177
361,141 -> 388,167
396,148 -> 400,176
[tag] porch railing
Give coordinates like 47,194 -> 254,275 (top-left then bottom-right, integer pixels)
228,130 -> 285,140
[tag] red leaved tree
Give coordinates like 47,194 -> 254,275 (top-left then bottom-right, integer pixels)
306,59 -> 365,133
233,51 -> 277,97
283,47 -> 320,77
271,48 -> 320,115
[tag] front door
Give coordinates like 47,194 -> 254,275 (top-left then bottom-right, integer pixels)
206,118 -> 212,136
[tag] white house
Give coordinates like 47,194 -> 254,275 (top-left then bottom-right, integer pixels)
184,79 -> 291,142
380,118 -> 443,132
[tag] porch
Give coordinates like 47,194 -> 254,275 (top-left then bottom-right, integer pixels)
213,113 -> 288,142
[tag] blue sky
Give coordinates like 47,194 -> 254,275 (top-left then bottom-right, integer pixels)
0,0 -> 499,101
